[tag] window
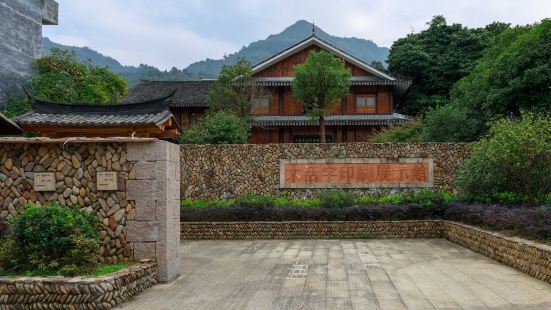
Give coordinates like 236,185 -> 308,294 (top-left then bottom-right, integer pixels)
251,98 -> 270,115
355,94 -> 377,113
252,98 -> 270,108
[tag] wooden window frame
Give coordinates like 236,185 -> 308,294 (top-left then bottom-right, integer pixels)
355,93 -> 377,114
251,97 -> 270,115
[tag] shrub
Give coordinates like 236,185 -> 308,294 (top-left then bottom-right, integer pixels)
234,194 -> 275,208
11,203 -> 99,276
370,120 -> 423,143
180,110 -> 251,144
319,189 -> 355,209
455,113 -> 551,206
0,220 -> 10,239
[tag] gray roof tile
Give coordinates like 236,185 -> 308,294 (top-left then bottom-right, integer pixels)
123,80 -> 214,108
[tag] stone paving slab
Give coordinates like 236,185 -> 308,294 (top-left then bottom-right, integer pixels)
118,239 -> 551,310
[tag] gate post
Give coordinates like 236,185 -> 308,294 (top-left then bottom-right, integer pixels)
125,140 -> 181,282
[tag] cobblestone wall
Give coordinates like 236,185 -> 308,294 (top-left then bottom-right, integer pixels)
181,143 -> 470,199
181,221 -> 443,239
0,261 -> 157,310
0,142 -> 134,264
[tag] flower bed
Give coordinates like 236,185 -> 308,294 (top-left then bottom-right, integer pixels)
181,202 -> 551,243
0,260 -> 157,310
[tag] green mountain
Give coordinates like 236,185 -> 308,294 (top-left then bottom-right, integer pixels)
43,20 -> 389,86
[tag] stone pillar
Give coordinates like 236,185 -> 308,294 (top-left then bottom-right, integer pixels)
125,140 -> 180,283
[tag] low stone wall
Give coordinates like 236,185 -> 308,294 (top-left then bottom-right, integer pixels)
181,221 -> 442,239
443,221 -> 551,284
0,261 -> 157,310
180,143 -> 470,199
181,221 -> 551,284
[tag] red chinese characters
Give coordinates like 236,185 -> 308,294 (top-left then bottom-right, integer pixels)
283,162 -> 430,185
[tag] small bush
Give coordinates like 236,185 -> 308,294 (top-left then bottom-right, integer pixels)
319,189 -> 355,209
455,113 -> 551,206
370,120 -> 423,143
180,110 -> 251,144
10,203 -> 99,276
234,194 -> 275,208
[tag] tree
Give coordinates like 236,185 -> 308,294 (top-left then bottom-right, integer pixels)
430,19 -> 550,142
421,104 -> 485,142
387,16 -> 509,115
207,58 -> 268,117
292,50 -> 352,143
29,48 -> 127,104
2,48 -> 128,117
180,110 -> 251,144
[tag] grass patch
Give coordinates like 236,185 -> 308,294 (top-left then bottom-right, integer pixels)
0,263 -> 131,277
94,262 -> 131,276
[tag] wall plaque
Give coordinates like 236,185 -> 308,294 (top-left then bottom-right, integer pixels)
280,158 -> 434,189
97,172 -> 118,191
34,172 -> 56,192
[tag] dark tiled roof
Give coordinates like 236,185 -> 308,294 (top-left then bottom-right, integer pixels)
0,113 -> 22,136
123,80 -> 214,108
14,96 -> 177,128
252,114 -> 410,127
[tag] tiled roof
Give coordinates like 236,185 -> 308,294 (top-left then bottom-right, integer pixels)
252,114 -> 410,127
14,96 -> 176,128
123,80 -> 214,108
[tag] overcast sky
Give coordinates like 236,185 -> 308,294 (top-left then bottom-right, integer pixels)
43,0 -> 551,70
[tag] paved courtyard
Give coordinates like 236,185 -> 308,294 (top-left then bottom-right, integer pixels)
120,239 -> 551,310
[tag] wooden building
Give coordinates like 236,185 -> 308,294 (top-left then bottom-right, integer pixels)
124,34 -> 411,143
14,96 -> 181,138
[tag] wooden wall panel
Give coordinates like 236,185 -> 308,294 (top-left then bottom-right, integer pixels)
283,88 -> 304,115
377,87 -> 390,114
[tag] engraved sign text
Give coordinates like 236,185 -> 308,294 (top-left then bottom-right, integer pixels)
34,172 -> 55,192
280,159 -> 433,188
97,172 -> 118,191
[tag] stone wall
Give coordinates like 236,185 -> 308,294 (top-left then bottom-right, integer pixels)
0,0 -> 58,107
0,138 -> 181,283
0,261 -> 157,310
180,220 -> 551,285
181,143 -> 470,199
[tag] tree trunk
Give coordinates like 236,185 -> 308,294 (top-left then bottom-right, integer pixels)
319,116 -> 326,143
